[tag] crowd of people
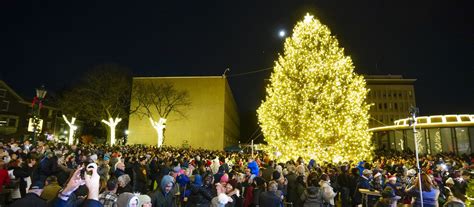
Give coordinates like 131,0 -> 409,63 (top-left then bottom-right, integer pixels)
0,139 -> 472,207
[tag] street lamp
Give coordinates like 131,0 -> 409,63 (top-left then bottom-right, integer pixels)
32,85 -> 47,143
124,130 -> 129,145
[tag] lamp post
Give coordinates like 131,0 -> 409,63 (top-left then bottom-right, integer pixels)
32,85 -> 47,143
124,130 -> 129,145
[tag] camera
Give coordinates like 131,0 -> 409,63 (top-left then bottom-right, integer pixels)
80,162 -> 97,179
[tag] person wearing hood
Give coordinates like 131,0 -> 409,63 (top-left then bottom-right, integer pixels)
116,192 -> 139,207
188,174 -> 213,206
150,175 -> 177,207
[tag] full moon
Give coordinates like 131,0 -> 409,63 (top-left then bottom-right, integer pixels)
279,30 -> 286,38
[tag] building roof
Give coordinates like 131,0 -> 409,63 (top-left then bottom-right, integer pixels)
0,80 -> 59,110
0,80 -> 26,101
369,114 -> 474,132
363,75 -> 416,85
133,76 -> 225,80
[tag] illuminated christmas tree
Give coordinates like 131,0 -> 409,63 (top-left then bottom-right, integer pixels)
257,13 -> 373,163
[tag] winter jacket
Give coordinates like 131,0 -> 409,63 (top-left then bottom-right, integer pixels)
259,191 -> 282,207
9,192 -> 47,207
301,186 -> 324,207
286,172 -> 298,204
41,181 -> 62,202
150,175 -> 177,207
188,184 -> 213,206
320,180 -> 336,206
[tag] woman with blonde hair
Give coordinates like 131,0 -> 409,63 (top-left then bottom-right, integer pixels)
406,173 -> 440,207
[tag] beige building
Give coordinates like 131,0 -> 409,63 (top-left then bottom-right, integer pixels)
127,76 -> 240,150
365,75 -> 416,128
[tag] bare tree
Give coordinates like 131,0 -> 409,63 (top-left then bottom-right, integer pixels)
132,81 -> 191,147
59,64 -> 132,145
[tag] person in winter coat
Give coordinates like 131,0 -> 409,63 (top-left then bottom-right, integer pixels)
114,162 -> 126,178
188,174 -> 213,206
319,174 -> 337,207
406,173 -> 440,207
12,158 -> 34,198
150,175 -> 177,207
117,174 -> 133,194
0,160 -> 10,192
293,175 -> 306,206
9,181 -> 47,207
259,180 -> 283,207
285,165 -> 298,205
133,156 -> 148,194
301,176 -> 323,207
225,181 -> 242,207
211,183 -> 233,207
40,175 -> 62,202
116,192 -> 139,207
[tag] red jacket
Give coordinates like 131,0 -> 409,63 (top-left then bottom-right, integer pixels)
0,169 -> 10,192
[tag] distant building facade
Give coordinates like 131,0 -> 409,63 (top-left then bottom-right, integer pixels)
0,80 -> 65,141
365,75 -> 416,128
370,114 -> 474,155
127,76 -> 240,150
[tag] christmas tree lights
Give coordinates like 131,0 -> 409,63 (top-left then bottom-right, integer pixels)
257,13 -> 373,163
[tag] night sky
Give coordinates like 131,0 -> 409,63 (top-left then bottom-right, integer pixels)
1,0 -> 472,139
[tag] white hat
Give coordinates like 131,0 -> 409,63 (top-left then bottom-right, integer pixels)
363,169 -> 372,175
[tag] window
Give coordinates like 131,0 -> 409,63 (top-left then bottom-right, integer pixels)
456,128 -> 470,154
48,110 -> 53,118
378,103 -> 382,110
47,121 -> 52,129
8,118 -> 16,127
0,101 -> 9,111
394,103 -> 398,110
0,89 -> 6,98
384,103 -> 387,109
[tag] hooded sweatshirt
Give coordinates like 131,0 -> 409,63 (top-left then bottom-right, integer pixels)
151,175 -> 177,207
117,192 -> 138,207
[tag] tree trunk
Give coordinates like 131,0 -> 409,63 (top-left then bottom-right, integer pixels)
62,115 -> 77,145
102,117 -> 122,145
150,117 -> 166,147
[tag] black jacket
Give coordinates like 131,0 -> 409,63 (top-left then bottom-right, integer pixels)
188,184 -> 212,206
9,192 -> 47,207
259,191 -> 282,207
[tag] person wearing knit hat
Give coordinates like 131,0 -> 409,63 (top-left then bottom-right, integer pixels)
117,192 -> 139,207
220,173 -> 229,184
137,194 -> 152,207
